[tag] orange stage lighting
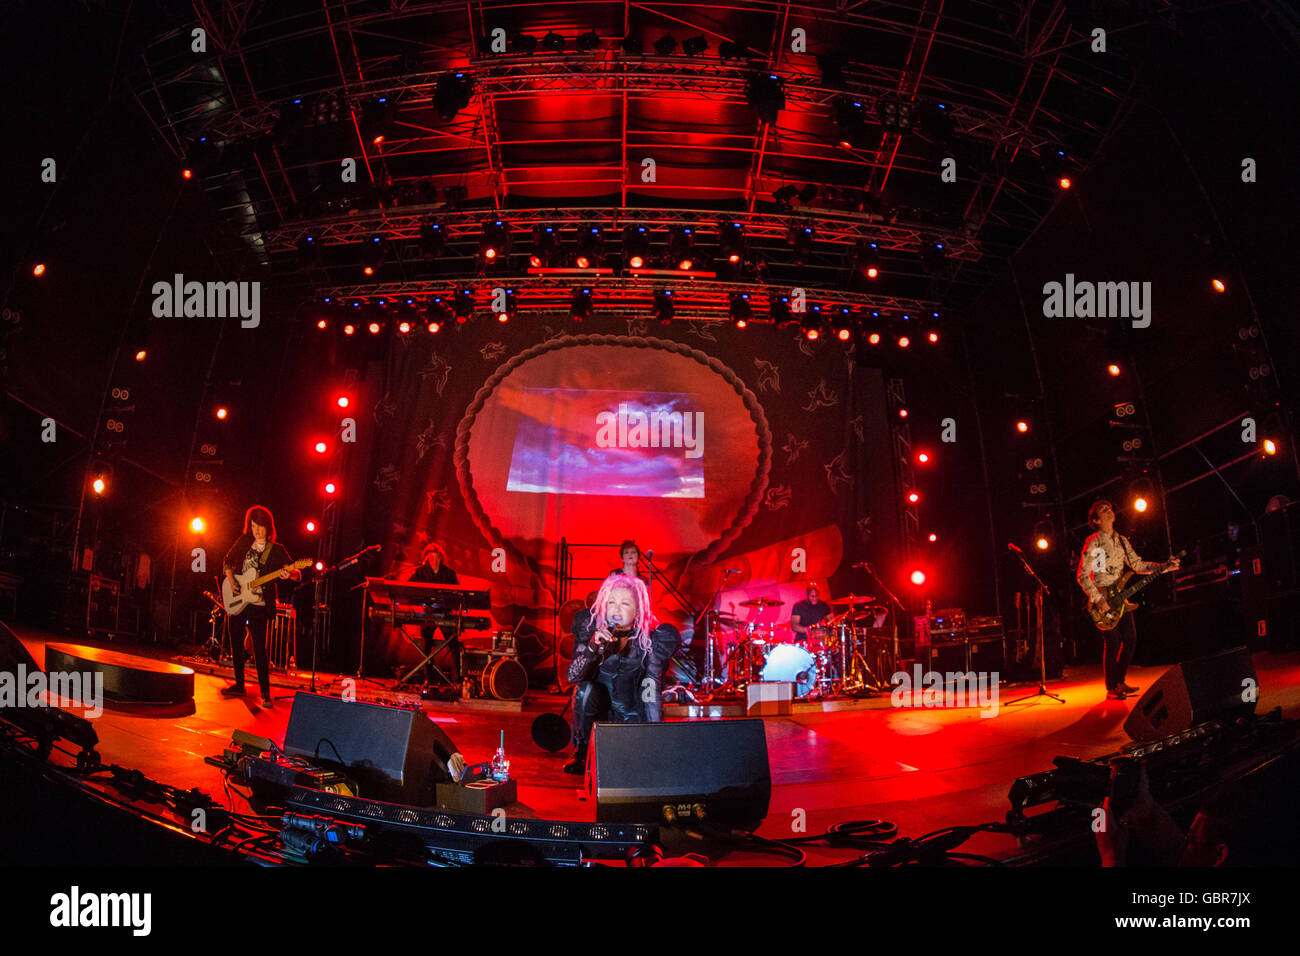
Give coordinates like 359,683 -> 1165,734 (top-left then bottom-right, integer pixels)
134,350 -> 147,362
1212,278 -> 1226,293
215,407 -> 228,420
1133,497 -> 1148,513
190,517 -> 206,533
1263,439 -> 1277,455
1016,421 -> 1029,433
32,263 -> 46,277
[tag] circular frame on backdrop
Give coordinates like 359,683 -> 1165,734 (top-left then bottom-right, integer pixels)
453,334 -> 773,573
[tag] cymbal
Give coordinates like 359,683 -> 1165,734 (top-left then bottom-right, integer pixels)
829,595 -> 876,607
739,597 -> 784,608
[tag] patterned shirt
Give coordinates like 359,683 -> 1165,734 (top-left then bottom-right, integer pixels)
1076,531 -> 1159,602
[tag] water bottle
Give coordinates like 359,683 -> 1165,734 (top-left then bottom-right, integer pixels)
490,730 -> 510,782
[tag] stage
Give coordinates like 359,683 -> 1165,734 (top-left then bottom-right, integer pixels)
6,623 -> 1300,866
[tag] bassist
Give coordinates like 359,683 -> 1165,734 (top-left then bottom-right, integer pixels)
1076,499 -> 1179,700
221,506 -> 302,707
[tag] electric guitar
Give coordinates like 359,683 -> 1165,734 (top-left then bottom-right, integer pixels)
1086,549 -> 1185,631
222,559 -> 312,615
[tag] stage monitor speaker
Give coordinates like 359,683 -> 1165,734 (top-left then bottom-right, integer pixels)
284,692 -> 459,805
591,719 -> 771,831
1123,646 -> 1257,741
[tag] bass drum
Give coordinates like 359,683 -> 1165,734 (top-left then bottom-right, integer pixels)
760,644 -> 818,697
481,656 -> 529,701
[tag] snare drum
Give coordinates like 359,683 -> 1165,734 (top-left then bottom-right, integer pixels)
761,644 -> 818,697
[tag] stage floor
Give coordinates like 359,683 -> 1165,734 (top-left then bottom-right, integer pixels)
9,623 -> 1300,865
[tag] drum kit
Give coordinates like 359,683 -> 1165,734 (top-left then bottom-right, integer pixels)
709,595 -> 894,698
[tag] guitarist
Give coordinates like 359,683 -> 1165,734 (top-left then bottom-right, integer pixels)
221,506 -> 302,707
1076,499 -> 1179,700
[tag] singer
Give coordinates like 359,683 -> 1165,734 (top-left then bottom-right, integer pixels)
563,573 -> 680,774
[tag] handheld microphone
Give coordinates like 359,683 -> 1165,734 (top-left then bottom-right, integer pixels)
646,549 -> 654,559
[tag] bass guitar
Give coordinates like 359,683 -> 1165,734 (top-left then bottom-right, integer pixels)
222,559 -> 312,615
1087,549 -> 1185,631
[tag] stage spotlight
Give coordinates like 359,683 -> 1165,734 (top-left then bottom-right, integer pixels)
878,97 -> 911,132
314,441 -> 328,454
898,335 -> 910,348
917,452 -> 930,464
801,314 -> 822,341
453,289 -> 474,323
719,221 -> 745,264
306,521 -> 317,533
910,570 -> 926,586
1264,439 -> 1278,455
336,396 -> 350,408
867,332 -> 881,345
898,408 -> 908,418
621,34 -> 643,55
570,288 -> 592,322
816,52 -> 847,86
653,289 -> 674,324
729,293 -> 752,327
513,33 -> 539,55
1036,536 -> 1049,550
1016,420 -> 1029,433
718,40 -> 749,60
745,72 -> 786,125
215,407 -> 228,420
928,533 -> 938,542
92,477 -> 106,495
427,321 -> 441,334
837,327 -> 852,342
683,35 -> 708,56
343,324 -> 355,336
833,97 -> 868,149
542,31 -> 565,53
575,226 -> 603,269
190,517 -> 206,533
622,224 -> 649,269
770,295 -> 792,325
654,34 -> 677,56
532,224 -> 562,267
314,561 -> 324,572
324,481 -> 337,495
669,226 -> 695,270
420,222 -> 446,259
182,168 -> 193,180
908,491 -> 919,504
577,30 -> 601,52
788,224 -> 814,264
398,321 -> 411,334
480,219 -> 509,263
1108,363 -> 1121,376
1212,278 -> 1226,293
368,321 -> 381,335
1033,520 -> 1053,550
32,263 -> 46,277
1133,497 -> 1148,512
433,71 -> 475,122
927,331 -> 939,344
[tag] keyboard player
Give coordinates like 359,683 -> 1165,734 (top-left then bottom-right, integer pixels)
409,543 -> 460,690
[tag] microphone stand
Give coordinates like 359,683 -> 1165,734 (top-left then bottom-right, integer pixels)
1006,550 -> 1065,705
695,571 -> 737,690
857,563 -> 905,692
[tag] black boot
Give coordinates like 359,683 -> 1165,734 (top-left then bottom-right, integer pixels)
562,751 -> 586,775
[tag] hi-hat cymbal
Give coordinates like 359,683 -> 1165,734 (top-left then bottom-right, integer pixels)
739,597 -> 785,608
829,595 -> 876,607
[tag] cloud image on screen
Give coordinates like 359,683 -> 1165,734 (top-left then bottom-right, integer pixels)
506,388 -> 705,498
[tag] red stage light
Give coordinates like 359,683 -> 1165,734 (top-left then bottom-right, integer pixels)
305,521 -> 317,533
134,350 -> 146,362
427,322 -> 441,334
343,324 -> 355,336
316,319 -> 328,330
575,256 -> 591,269
868,332 -> 881,345
898,408 -> 908,418
735,319 -> 747,329
898,336 -> 910,348
529,254 -> 543,268
866,266 -> 879,279
314,561 -> 324,571
398,321 -> 411,334
368,322 -> 381,335
1212,278 -> 1226,293
1133,497 -> 1148,513
215,407 -> 228,420
837,328 -> 852,341
372,134 -> 385,146
32,263 -> 46,277
928,533 -> 938,543
1058,177 -> 1072,189
1016,420 -> 1029,433
92,477 -> 106,495
336,396 -> 350,408
728,253 -> 741,264
363,266 -> 375,276
907,491 -> 919,503
1108,364 -> 1121,376
324,481 -> 337,495
484,247 -> 498,260
190,517 -> 206,533
628,255 -> 645,268
1036,537 -> 1050,550
678,259 -> 693,271
182,168 -> 193,180
917,452 -> 929,464
927,331 -> 939,343
314,441 -> 327,454
910,570 -> 926,586
496,312 -> 509,323
1264,439 -> 1278,455
805,328 -> 820,341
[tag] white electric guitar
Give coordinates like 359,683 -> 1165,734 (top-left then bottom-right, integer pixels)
222,559 -> 311,615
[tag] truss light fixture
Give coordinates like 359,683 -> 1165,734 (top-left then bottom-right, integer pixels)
621,34 -> 644,55
833,97 -> 868,149
453,289 -> 474,323
434,72 -> 475,122
788,224 -> 814,264
683,35 -> 709,56
654,34 -> 677,56
480,219 -> 510,263
718,40 -> 749,59
746,72 -> 786,125
653,289 -> 674,324
878,96 -> 912,132
622,224 -> 650,269
542,31 -> 565,53
669,226 -> 695,270
513,33 -> 539,55
532,224 -> 562,267
729,293 -> 752,327
570,288 -> 592,322
575,227 -> 604,269
420,221 -> 446,259
719,221 -> 745,264
577,30 -> 601,52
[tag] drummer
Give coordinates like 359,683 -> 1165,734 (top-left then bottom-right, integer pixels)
790,584 -> 833,639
